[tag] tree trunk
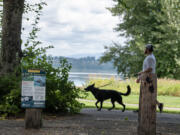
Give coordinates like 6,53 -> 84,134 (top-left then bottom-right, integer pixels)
138,73 -> 157,135
25,109 -> 43,129
0,0 -> 24,75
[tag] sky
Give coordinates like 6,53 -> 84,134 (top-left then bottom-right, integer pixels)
23,0 -> 125,58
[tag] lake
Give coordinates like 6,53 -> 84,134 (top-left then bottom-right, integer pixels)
69,72 -> 122,86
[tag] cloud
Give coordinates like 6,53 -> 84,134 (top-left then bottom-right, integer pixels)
23,0 -> 125,57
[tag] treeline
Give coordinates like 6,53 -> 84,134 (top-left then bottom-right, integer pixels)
101,0 -> 180,79
50,56 -> 116,73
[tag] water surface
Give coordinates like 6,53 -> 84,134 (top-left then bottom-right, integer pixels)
69,72 -> 122,86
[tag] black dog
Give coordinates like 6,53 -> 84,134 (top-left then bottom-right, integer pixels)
84,83 -> 131,112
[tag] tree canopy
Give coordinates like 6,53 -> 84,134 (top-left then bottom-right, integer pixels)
100,0 -> 180,79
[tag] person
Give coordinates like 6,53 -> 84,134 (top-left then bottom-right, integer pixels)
136,44 -> 163,113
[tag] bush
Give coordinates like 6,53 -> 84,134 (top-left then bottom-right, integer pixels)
22,52 -> 85,114
0,75 -> 21,117
0,58 -> 85,117
44,58 -> 85,113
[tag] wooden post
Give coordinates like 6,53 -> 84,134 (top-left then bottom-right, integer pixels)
138,73 -> 157,135
25,108 -> 42,129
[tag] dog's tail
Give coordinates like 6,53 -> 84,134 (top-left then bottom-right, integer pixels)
119,85 -> 131,96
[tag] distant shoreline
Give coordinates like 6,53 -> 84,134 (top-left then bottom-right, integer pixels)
69,72 -> 118,76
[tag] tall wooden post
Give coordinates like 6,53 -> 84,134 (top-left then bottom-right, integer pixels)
138,73 -> 157,135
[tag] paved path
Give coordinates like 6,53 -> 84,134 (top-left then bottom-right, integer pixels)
0,108 -> 180,135
81,108 -> 180,124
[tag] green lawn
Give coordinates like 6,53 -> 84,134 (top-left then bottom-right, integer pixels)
79,92 -> 180,114
79,97 -> 180,114
81,92 -> 180,108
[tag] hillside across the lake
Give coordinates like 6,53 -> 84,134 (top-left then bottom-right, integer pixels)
52,56 -> 117,73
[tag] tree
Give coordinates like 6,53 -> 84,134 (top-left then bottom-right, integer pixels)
0,0 -> 25,76
101,0 -> 180,79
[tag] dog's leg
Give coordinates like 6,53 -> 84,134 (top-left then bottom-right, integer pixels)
98,101 -> 103,111
95,101 -> 99,109
117,99 -> 126,112
121,103 -> 125,112
108,99 -> 115,111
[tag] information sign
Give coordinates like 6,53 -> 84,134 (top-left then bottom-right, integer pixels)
21,69 -> 46,108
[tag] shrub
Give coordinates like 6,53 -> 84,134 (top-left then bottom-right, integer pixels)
0,57 -> 85,117
0,75 -> 21,117
44,58 -> 85,113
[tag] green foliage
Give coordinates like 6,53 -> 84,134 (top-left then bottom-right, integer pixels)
101,43 -> 144,77
101,0 -> 180,79
42,58 -> 85,113
0,75 -> 21,117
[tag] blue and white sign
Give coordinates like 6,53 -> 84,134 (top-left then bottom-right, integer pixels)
21,70 -> 46,108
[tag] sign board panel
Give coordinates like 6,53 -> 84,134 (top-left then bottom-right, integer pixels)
21,69 -> 46,108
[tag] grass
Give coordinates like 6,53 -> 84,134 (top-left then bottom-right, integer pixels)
81,93 -> 180,108
79,77 -> 180,114
79,99 -> 180,114
84,77 -> 180,96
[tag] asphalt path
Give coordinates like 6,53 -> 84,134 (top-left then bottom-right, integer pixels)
81,108 -> 180,124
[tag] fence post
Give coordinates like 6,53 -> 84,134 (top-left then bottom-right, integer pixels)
138,73 -> 157,135
25,108 -> 42,129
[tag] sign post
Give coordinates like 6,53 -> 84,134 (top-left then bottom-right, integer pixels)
138,73 -> 157,135
21,69 -> 46,129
